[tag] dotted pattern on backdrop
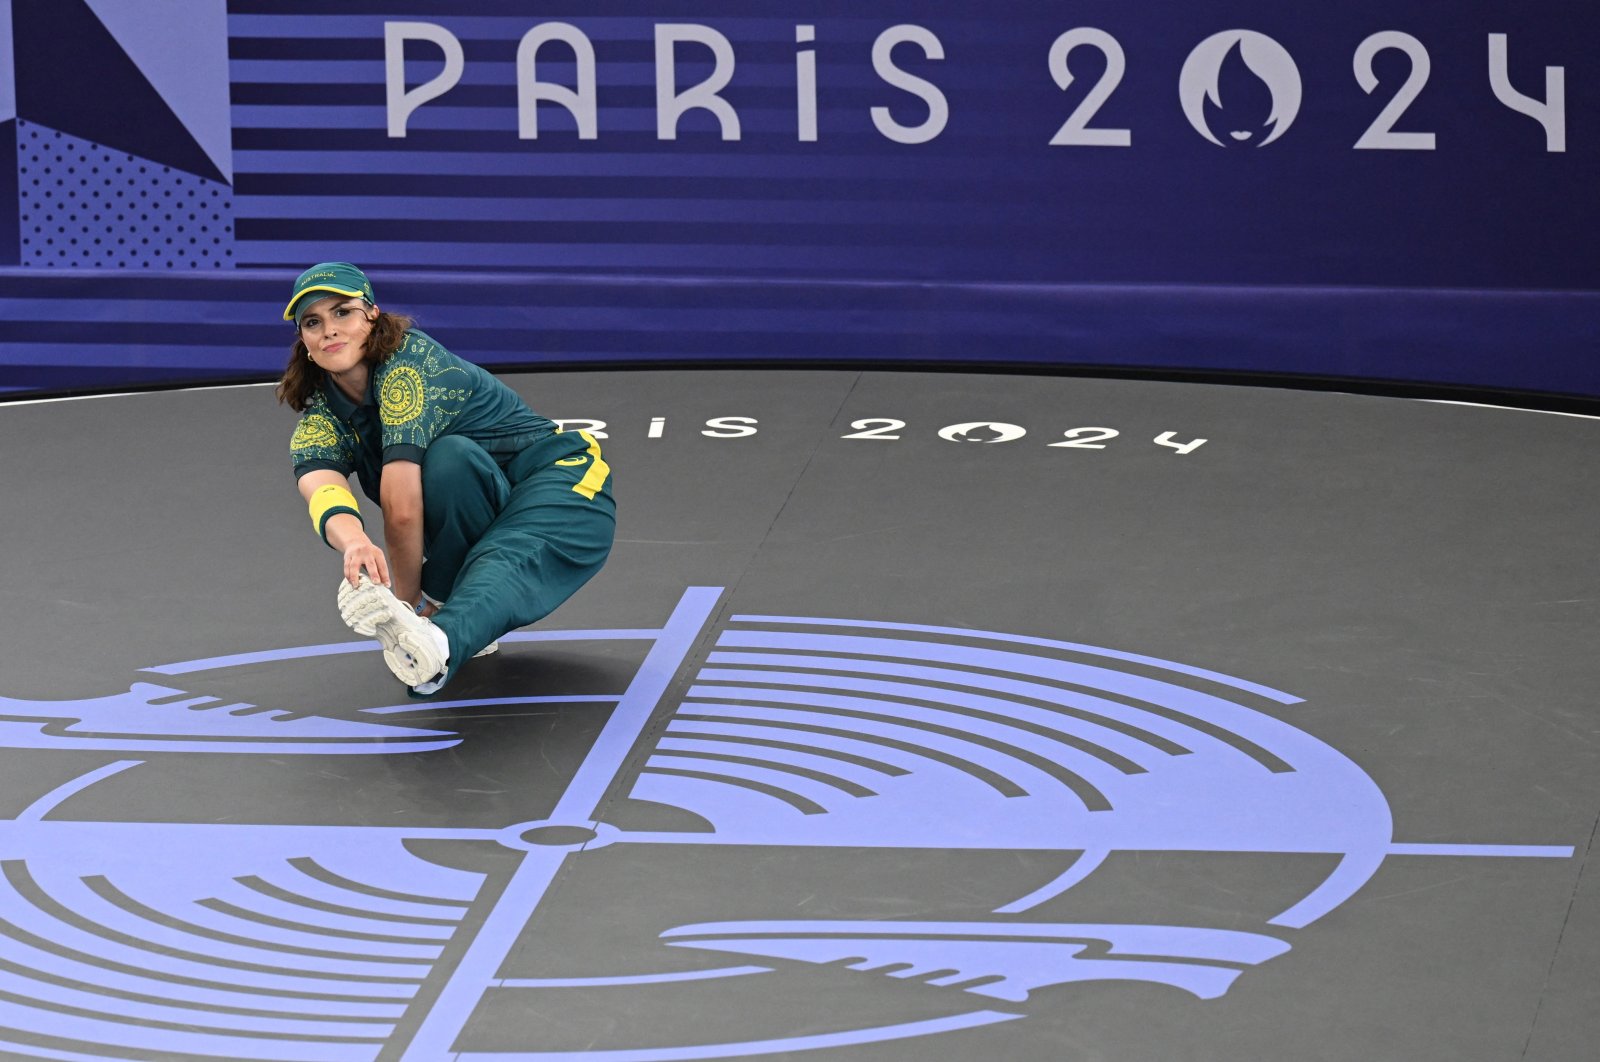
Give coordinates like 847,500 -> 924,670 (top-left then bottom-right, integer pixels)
15,120 -> 234,269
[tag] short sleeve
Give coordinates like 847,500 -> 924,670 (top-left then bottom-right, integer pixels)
378,334 -> 472,463
290,407 -> 357,477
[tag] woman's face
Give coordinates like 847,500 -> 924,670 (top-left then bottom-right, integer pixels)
299,295 -> 376,377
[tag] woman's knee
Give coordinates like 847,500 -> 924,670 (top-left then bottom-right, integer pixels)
421,436 -> 510,545
422,435 -> 493,491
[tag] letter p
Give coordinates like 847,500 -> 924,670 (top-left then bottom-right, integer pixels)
386,21 -> 465,138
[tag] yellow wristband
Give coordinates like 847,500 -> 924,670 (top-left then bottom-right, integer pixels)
308,483 -> 362,546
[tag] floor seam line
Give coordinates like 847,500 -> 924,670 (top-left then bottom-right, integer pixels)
577,370 -> 864,902
749,369 -> 864,560
1519,801 -> 1598,1060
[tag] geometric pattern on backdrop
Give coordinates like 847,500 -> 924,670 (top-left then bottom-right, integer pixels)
16,121 -> 234,269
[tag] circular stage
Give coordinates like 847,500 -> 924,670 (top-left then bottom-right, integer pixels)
0,370 -> 1594,1061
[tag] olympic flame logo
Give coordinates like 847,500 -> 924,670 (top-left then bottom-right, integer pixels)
1180,30 -> 1302,146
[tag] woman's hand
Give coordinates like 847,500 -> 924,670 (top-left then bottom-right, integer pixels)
341,536 -> 390,587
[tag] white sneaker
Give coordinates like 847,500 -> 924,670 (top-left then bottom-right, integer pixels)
337,576 -> 449,688
410,594 -> 496,657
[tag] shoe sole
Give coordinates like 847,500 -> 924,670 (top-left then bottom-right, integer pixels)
337,578 -> 445,686
336,577 -> 379,636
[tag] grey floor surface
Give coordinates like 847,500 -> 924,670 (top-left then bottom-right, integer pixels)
0,370 -> 1595,1061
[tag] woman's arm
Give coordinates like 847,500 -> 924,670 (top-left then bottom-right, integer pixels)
379,460 -> 425,608
297,469 -> 391,588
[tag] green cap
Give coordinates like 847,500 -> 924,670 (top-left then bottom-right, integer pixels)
283,262 -> 376,322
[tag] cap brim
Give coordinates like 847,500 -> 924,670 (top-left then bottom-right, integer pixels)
283,285 -> 368,321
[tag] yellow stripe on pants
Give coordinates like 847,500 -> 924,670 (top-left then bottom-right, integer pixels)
570,430 -> 611,500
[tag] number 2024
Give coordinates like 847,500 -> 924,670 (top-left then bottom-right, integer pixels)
843,420 -> 1207,454
1053,30 -> 1565,152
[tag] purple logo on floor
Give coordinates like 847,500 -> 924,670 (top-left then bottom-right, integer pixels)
0,588 -> 1572,1059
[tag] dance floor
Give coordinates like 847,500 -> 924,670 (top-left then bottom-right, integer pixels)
0,369 -> 1593,1060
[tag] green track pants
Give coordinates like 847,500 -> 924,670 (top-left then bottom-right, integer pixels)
418,431 -> 615,690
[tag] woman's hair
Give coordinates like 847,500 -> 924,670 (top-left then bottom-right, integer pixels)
275,308 -> 416,411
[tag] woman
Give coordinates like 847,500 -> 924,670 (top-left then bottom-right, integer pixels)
277,262 -> 615,695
